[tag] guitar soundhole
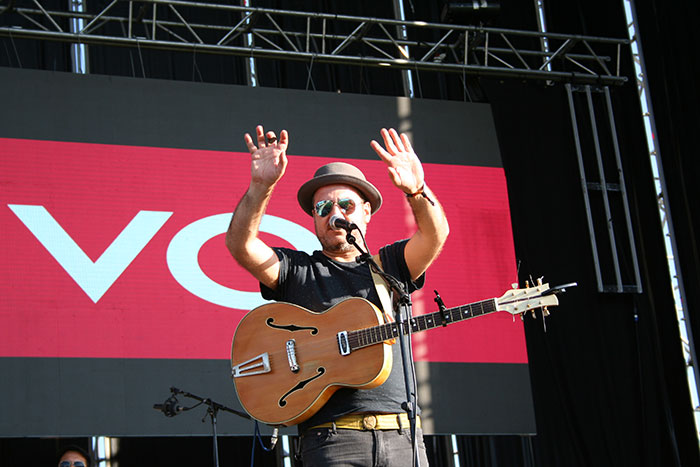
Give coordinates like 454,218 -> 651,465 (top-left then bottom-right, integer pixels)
278,367 -> 325,407
266,317 -> 319,335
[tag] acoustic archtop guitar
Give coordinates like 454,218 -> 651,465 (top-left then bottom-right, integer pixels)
230,283 -> 566,427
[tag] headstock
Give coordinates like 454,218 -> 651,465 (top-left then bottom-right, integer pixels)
495,282 -> 560,316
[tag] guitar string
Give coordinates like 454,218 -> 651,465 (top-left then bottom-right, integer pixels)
348,299 -> 498,350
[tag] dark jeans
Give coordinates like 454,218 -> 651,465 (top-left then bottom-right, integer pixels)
300,426 -> 429,467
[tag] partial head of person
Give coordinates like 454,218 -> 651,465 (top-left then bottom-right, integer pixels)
297,162 -> 382,256
57,445 -> 90,467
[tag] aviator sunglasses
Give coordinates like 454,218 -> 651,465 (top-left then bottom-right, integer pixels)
314,198 -> 356,217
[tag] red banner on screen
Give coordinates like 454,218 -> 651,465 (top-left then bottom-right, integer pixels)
0,138 -> 525,363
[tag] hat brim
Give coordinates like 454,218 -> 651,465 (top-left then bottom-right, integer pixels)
297,174 -> 383,215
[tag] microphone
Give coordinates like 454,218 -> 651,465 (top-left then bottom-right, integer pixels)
329,215 -> 357,231
153,395 -> 184,417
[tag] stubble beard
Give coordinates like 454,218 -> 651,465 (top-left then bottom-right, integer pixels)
319,234 -> 355,254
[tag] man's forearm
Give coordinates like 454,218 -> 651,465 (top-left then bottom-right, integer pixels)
403,183 -> 450,280
226,182 -> 275,259
408,184 -> 449,243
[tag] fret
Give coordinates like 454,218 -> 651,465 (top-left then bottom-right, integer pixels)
380,323 -> 389,341
349,298 -> 500,351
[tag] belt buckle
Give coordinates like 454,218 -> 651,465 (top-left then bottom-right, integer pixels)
362,414 -> 378,430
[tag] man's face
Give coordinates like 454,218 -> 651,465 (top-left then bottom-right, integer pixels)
58,450 -> 88,467
311,184 -> 372,256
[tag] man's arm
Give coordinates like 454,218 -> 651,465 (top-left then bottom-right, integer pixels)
370,128 -> 449,281
226,125 -> 289,291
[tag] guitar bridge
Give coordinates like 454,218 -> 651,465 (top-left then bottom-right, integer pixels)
232,352 -> 271,378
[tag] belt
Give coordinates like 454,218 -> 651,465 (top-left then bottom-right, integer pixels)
310,413 -> 421,431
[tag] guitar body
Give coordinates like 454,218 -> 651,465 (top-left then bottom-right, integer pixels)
231,297 -> 392,426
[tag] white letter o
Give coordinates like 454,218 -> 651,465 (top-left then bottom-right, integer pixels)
167,213 -> 319,309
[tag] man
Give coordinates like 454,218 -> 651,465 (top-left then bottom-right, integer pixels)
57,445 -> 90,467
227,125 -> 449,466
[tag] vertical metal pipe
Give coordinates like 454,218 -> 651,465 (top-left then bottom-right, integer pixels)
585,85 -> 623,291
69,0 -> 89,74
241,0 -> 257,87
392,0 -> 415,98
603,86 -> 643,292
566,84 -> 605,291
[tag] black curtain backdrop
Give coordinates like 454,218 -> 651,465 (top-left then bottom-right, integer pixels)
635,0 -> 700,408
2,0 -> 699,466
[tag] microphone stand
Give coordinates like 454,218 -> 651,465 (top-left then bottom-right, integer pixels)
164,387 -> 254,467
344,229 -> 421,467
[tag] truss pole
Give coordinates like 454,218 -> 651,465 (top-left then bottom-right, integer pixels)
392,0 -> 415,98
241,0 -> 256,86
623,0 -> 700,446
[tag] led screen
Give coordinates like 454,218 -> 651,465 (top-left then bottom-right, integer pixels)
0,67 -> 534,435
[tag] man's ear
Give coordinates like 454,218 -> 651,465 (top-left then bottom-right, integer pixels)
363,201 -> 372,222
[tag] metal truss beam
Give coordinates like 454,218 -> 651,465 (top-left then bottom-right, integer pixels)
0,0 -> 629,85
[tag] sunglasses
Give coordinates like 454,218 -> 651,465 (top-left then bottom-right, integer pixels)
59,462 -> 86,467
314,198 -> 356,217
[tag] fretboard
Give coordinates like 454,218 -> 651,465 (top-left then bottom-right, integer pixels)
346,298 -> 498,351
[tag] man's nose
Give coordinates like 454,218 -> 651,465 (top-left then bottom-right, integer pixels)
329,202 -> 345,216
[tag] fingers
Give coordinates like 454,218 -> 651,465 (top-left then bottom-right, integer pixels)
400,132 -> 414,154
370,140 -> 392,164
245,125 -> 289,154
279,129 -> 289,151
380,128 -> 399,154
388,128 -> 406,153
244,133 -> 257,153
377,128 -> 412,156
256,125 -> 266,148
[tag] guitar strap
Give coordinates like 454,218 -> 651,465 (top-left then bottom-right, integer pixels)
370,254 -> 395,325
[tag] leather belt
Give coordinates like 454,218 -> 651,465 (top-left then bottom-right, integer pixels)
310,413 -> 421,431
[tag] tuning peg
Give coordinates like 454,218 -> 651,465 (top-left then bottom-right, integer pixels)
543,307 -> 550,317
531,310 -> 536,319
520,314 -> 525,322
525,280 -> 530,288
537,277 -> 543,286
511,283 -> 518,289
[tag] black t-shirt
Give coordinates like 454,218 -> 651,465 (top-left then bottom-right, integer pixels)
260,239 -> 424,431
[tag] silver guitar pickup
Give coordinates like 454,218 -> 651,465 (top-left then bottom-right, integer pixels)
232,352 -> 271,378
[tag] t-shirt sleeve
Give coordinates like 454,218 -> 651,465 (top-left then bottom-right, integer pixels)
259,247 -> 293,301
379,239 -> 425,293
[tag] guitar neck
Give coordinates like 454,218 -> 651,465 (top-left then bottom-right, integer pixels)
347,298 -> 498,351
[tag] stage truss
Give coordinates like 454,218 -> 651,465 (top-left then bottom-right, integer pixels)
0,0 -> 629,86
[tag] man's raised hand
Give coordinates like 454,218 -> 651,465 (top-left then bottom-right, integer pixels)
370,128 -> 425,195
244,125 -> 289,188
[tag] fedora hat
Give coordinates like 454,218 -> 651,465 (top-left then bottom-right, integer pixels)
297,162 -> 383,215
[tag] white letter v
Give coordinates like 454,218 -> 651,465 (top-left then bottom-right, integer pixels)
8,205 -> 172,303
